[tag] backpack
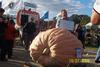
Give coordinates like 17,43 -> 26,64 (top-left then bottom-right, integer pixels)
23,22 -> 36,34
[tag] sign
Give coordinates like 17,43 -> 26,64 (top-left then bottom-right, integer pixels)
57,20 -> 75,31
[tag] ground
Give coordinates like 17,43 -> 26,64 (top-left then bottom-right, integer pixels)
0,43 -> 100,67
0,46 -> 32,67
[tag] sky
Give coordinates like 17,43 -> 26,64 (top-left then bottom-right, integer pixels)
0,0 -> 96,19
34,0 -> 95,19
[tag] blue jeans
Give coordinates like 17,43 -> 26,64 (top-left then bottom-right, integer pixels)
95,46 -> 100,61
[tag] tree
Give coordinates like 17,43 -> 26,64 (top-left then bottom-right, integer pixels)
70,14 -> 81,24
70,14 -> 90,25
79,15 -> 90,25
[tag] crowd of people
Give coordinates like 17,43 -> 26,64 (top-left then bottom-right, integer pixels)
0,8 -> 17,61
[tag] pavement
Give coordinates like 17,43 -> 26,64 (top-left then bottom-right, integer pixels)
0,44 -> 100,67
0,46 -> 32,67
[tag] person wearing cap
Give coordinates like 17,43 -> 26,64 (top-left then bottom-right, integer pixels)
91,0 -> 100,63
91,0 -> 100,25
29,28 -> 83,67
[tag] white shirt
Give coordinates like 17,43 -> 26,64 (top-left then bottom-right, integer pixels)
94,0 -> 100,13
56,19 -> 74,31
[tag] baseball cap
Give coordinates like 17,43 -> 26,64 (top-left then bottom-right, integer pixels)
93,0 -> 100,14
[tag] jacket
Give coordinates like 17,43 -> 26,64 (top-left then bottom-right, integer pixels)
4,22 -> 16,40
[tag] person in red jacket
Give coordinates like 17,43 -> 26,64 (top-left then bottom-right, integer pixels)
4,17 -> 17,59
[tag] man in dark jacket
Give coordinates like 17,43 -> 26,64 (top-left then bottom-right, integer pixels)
0,8 -> 7,61
22,17 -> 36,50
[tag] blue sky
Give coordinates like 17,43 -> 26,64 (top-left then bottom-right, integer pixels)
77,0 -> 95,16
30,0 -> 95,19
0,0 -> 96,19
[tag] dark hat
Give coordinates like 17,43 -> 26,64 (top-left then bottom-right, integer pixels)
0,8 -> 5,12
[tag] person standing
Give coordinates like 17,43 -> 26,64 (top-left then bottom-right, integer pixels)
56,9 -> 75,33
90,0 -> 100,63
0,8 -> 7,61
4,17 -> 17,59
76,24 -> 86,49
22,17 -> 36,50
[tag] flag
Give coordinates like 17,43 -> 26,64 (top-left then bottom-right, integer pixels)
41,11 -> 49,19
1,0 -> 21,15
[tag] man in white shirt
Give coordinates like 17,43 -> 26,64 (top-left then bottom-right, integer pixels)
56,9 -> 75,32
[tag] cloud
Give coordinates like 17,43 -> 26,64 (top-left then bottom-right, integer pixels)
2,0 -> 95,19
33,0 -> 87,18
66,0 -> 72,3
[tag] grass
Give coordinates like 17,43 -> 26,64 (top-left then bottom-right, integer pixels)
85,46 -> 98,51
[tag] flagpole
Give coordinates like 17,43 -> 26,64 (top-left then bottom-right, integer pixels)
47,16 -> 49,29
41,11 -> 49,30
47,11 -> 49,29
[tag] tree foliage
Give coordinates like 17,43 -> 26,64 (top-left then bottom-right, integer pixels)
70,14 -> 90,25
79,15 -> 90,25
